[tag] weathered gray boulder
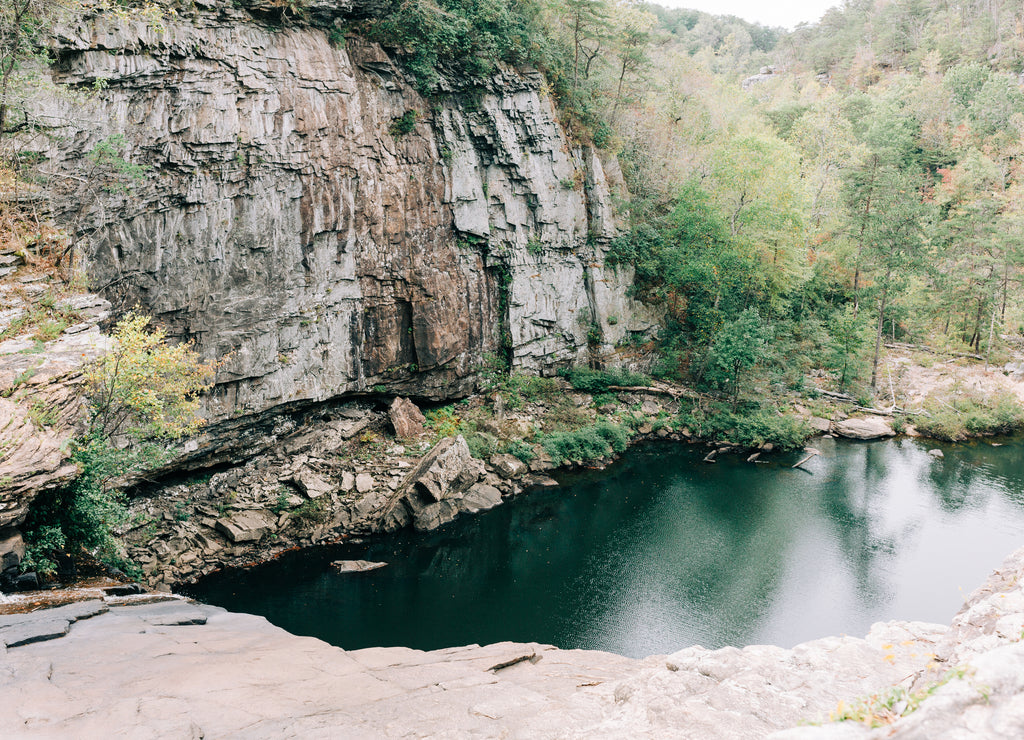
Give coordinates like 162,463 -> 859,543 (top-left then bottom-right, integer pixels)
402,436 -> 483,504
332,560 -> 387,573
411,500 -> 461,531
0,526 -> 26,571
807,416 -> 832,433
833,417 -> 896,440
461,483 -> 503,514
389,397 -> 427,439
215,510 -> 277,543
489,453 -> 528,479
293,468 -> 333,499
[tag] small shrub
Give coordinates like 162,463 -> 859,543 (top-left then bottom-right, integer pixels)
389,109 -> 418,137
271,489 -> 291,514
540,421 -> 629,464
915,391 -> 1024,441
502,439 -> 536,463
292,498 -> 328,524
676,402 -> 812,450
560,367 -> 651,393
466,432 -> 498,460
424,405 -> 464,439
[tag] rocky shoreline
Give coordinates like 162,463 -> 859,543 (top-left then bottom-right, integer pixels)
118,383 -> 917,592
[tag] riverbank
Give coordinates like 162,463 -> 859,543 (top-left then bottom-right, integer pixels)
4,545 -> 1024,737
118,350 -> 1024,593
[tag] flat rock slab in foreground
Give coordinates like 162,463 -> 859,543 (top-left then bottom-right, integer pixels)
5,547 -> 1024,738
0,602 -> 938,738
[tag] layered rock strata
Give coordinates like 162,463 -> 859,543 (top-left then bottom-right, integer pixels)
31,2 -> 658,438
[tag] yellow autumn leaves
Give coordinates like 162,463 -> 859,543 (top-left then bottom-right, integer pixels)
84,312 -> 217,441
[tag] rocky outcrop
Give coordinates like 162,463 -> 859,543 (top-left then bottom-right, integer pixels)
9,547 -> 1024,738
26,3 -> 658,446
0,284 -> 112,536
113,385 -> 696,590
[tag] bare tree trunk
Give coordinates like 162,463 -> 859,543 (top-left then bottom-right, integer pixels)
870,279 -> 890,393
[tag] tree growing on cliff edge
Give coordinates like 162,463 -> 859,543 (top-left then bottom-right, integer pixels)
21,313 -> 216,578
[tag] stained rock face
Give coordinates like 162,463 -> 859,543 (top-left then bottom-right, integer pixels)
388,397 -> 426,440
29,6 -> 659,446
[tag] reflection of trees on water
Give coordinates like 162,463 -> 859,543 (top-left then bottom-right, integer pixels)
813,442 -> 895,610
189,440 -> 1024,656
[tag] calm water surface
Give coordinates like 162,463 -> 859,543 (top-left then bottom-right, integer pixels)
186,437 -> 1024,658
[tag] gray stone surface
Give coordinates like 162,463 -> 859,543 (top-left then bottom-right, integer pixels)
0,596 -> 944,739
0,599 -> 108,647
773,546 -> 1024,738
215,509 -> 277,543
490,453 -> 528,479
833,417 -> 896,440
389,397 -> 426,439
332,560 -> 388,573
293,468 -> 332,499
461,483 -> 504,513
6,548 -> 1024,738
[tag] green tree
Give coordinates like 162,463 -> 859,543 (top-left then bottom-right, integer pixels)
856,168 -> 929,392
704,308 -> 772,408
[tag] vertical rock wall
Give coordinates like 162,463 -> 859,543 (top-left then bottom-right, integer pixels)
33,5 -> 659,429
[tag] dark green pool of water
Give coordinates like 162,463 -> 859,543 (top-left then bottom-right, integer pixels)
185,437 -> 1024,658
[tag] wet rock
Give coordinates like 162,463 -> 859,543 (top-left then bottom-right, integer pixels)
489,453 -> 527,480
332,560 -> 388,573
528,451 -> 555,472
411,500 -> 460,531
389,397 -> 427,439
524,475 -> 559,488
833,417 -> 896,440
928,448 -> 944,458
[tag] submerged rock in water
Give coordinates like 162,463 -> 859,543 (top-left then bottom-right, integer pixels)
331,560 -> 388,573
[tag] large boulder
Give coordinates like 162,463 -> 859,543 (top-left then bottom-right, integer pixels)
389,397 -> 427,439
489,453 -> 527,479
833,417 -> 896,440
395,436 -> 485,530
402,436 -> 483,504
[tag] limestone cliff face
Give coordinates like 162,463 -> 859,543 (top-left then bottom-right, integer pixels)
34,3 -> 658,430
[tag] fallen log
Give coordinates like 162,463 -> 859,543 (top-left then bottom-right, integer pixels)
884,342 -> 983,361
792,448 -> 820,470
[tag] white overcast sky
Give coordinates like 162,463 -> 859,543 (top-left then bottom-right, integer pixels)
653,0 -> 841,30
